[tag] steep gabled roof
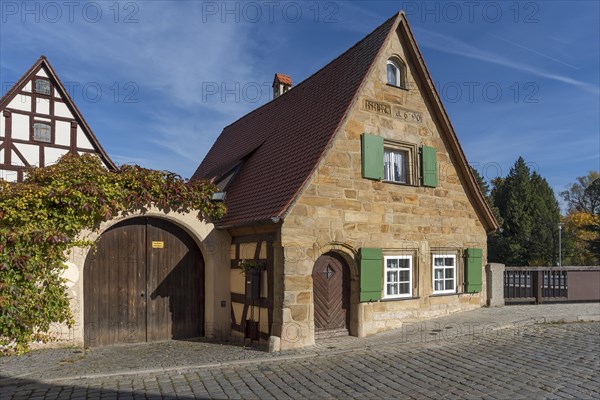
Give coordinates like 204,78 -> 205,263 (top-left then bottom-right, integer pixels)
192,14 -> 397,227
193,12 -> 499,232
0,56 -> 116,170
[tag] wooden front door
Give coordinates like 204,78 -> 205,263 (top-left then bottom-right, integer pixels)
84,217 -> 204,347
312,254 -> 350,339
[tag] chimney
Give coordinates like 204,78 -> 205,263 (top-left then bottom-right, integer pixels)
273,73 -> 292,99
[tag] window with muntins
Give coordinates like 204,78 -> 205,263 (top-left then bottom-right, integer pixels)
33,123 -> 51,143
384,148 -> 409,183
35,79 -> 51,95
384,256 -> 412,298
433,254 -> 456,294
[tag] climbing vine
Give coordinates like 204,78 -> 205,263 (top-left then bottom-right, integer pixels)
0,154 -> 226,354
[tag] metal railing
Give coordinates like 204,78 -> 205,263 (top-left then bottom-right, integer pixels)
504,266 -> 600,304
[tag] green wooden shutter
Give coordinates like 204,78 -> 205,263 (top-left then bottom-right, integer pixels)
465,248 -> 483,292
361,133 -> 384,180
359,248 -> 383,302
421,146 -> 438,187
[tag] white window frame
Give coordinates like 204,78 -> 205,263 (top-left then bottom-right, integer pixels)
383,140 -> 417,185
386,58 -> 406,88
432,254 -> 457,294
384,147 -> 409,184
386,59 -> 401,87
384,255 -> 412,299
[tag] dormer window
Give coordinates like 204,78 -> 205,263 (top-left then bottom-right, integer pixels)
35,79 -> 51,95
386,58 -> 406,88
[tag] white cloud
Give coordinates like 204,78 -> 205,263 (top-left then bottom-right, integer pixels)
1,2 -> 268,176
413,27 -> 599,95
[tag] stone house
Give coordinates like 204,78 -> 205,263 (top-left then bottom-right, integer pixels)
10,11 -> 498,350
192,11 -> 499,350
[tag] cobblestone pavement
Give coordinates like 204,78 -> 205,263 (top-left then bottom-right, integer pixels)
1,321 -> 599,399
2,303 -> 598,382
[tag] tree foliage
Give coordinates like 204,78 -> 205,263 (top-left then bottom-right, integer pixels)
560,171 -> 600,265
562,211 -> 599,265
560,171 -> 600,214
0,154 -> 225,354
471,166 -> 503,226
487,157 -> 561,266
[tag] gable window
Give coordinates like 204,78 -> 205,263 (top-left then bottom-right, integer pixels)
362,134 -> 436,188
384,255 -> 412,299
386,58 -> 406,88
33,122 -> 51,143
383,141 -> 416,185
433,254 -> 456,294
384,148 -> 409,183
35,79 -> 51,95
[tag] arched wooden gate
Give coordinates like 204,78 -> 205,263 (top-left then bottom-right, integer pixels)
84,217 -> 204,347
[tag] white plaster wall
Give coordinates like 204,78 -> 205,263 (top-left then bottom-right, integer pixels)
36,69 -> 48,78
0,169 -> 18,182
12,113 -> 30,140
0,146 -> 4,163
77,126 -> 94,149
1,114 -> 5,137
14,143 -> 38,167
45,147 -> 66,166
11,151 -> 22,166
23,82 -> 32,92
55,121 -> 71,146
8,94 -> 32,112
54,102 -> 73,119
36,98 -> 50,115
46,208 -> 232,348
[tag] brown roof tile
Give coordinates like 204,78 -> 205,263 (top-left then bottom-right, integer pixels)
193,12 -> 499,232
192,14 -> 398,227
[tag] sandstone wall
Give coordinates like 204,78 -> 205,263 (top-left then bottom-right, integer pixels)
278,25 -> 488,349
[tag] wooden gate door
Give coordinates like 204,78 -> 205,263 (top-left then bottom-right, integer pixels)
312,253 -> 350,339
84,217 -> 204,347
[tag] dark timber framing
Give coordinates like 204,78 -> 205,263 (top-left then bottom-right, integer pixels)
0,56 -> 115,181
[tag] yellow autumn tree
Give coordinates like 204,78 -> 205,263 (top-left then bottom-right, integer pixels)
563,211 -> 599,265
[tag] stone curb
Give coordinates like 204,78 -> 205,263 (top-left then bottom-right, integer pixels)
3,314 -> 599,386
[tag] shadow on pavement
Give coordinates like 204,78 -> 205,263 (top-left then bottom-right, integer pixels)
0,375 -> 209,400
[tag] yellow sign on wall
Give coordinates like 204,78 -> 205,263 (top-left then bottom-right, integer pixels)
152,241 -> 164,249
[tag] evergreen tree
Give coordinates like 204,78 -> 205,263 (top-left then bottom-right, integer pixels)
488,157 -> 561,266
470,166 -> 503,225
529,172 -> 561,265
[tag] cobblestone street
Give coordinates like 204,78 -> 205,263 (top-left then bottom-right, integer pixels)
2,321 -> 599,399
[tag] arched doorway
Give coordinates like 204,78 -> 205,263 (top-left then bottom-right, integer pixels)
312,253 -> 350,339
84,217 -> 204,347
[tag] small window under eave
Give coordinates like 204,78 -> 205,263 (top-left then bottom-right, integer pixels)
386,58 -> 406,89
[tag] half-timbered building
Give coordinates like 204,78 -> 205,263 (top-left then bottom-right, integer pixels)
0,56 -> 115,182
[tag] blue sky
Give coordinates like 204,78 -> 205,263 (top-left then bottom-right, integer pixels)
1,1 -> 598,207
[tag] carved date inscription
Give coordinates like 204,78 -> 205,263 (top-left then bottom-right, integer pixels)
393,107 -> 423,123
363,99 -> 391,116
364,99 -> 422,123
